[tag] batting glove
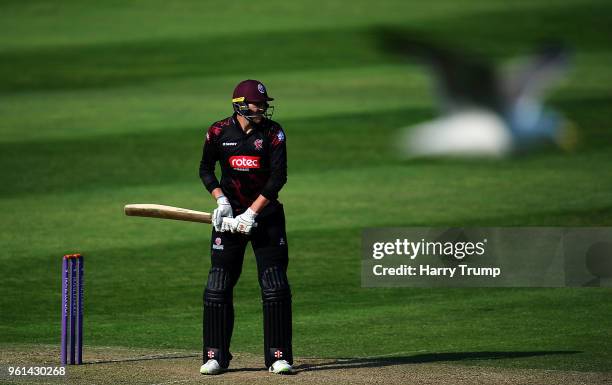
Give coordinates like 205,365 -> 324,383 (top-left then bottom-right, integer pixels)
221,217 -> 235,233
212,196 -> 233,232
232,208 -> 257,235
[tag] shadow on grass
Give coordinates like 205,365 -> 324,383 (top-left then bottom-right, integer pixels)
295,350 -> 581,372
0,28 -> 385,93
1,1 -> 609,93
85,353 -> 199,365
0,107 -> 421,197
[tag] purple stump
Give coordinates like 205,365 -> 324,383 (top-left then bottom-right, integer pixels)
70,257 -> 77,365
76,256 -> 84,364
61,257 -> 69,365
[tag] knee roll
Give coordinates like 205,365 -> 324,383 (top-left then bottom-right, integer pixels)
204,267 -> 232,304
260,266 -> 291,302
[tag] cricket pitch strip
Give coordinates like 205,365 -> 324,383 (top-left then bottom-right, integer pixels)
1,345 -> 609,385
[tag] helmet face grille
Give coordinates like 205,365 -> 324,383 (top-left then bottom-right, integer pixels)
233,102 -> 274,120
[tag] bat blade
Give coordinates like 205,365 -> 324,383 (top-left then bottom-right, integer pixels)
124,204 -> 212,224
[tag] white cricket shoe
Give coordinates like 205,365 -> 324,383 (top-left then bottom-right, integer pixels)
269,359 -> 293,374
200,359 -> 222,375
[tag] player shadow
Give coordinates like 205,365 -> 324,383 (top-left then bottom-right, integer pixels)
225,367 -> 268,373
295,350 -> 581,372
84,353 -> 199,365
225,367 -> 298,375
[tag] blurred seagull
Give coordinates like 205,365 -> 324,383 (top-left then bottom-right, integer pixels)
379,30 -> 576,158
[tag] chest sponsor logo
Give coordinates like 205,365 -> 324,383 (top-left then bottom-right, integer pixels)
222,142 -> 238,146
229,155 -> 261,170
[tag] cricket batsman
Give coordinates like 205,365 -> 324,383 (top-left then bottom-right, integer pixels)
198,80 -> 293,375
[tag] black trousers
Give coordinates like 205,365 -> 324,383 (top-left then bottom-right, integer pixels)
203,205 -> 293,368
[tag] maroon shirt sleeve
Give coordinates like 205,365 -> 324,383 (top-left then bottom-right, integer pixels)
261,125 -> 287,201
199,125 -> 222,193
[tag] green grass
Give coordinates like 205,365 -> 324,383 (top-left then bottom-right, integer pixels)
1,0 -> 611,373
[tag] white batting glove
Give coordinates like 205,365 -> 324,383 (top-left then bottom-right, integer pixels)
221,217 -> 235,233
212,195 -> 233,232
232,208 -> 257,235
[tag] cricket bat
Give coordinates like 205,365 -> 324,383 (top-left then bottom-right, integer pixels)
124,204 -> 213,224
